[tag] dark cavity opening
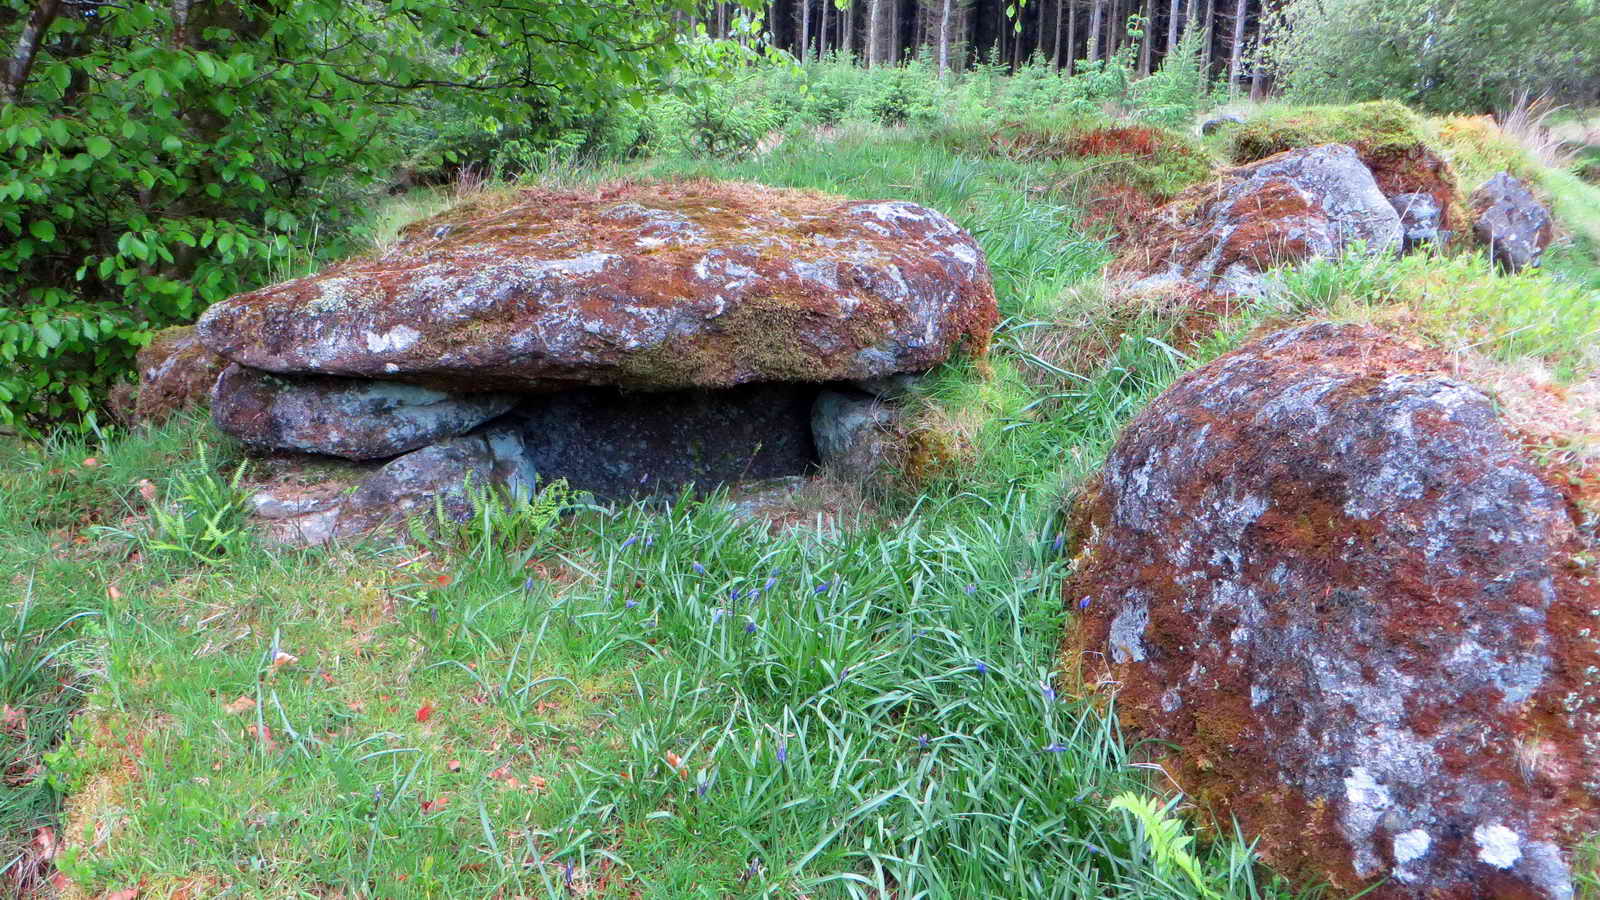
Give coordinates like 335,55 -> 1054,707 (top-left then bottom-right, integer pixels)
504,382 -> 821,502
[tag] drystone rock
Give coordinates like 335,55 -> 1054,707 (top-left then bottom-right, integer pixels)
1063,323 -> 1600,899
1119,144 -> 1402,296
1200,113 -> 1245,136
508,383 -> 816,502
811,390 -> 899,485
210,364 -> 516,460
1390,192 -> 1444,252
194,181 -> 997,392
333,426 -> 536,537
1471,172 -> 1554,273
133,326 -> 228,422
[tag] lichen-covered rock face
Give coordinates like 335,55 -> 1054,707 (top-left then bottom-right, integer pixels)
1119,144 -> 1402,296
194,180 -> 997,392
133,326 -> 228,423
1063,323 -> 1600,899
811,390 -> 899,486
1471,172 -> 1554,273
1390,192 -> 1444,252
210,364 -> 516,460
509,383 -> 816,501
333,426 -> 535,537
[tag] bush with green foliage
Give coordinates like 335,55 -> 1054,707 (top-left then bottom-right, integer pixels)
1261,0 -> 1600,113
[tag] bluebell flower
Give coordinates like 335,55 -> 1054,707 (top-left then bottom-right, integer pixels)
692,561 -> 707,575
747,589 -> 760,601
745,620 -> 757,635
522,576 -> 534,592
625,598 -> 639,610
645,535 -> 654,547
918,735 -> 929,751
1079,596 -> 1091,610
974,660 -> 988,675
1053,533 -> 1066,552
763,576 -> 777,591
813,580 -> 830,595
712,608 -> 726,624
730,587 -> 742,602
696,780 -> 709,797
620,534 -> 638,549
776,741 -> 787,764
1043,742 -> 1069,752
564,861 -> 574,884
964,583 -> 976,595
1041,682 -> 1057,703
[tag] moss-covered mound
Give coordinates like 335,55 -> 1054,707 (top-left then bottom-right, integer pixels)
1233,102 -> 1470,246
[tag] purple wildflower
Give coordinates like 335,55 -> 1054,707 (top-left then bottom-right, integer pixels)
918,735 -> 929,751
964,583 -> 977,595
712,608 -> 726,624
974,660 -> 988,675
776,741 -> 787,763
1041,682 -> 1057,703
645,535 -> 654,547
1079,596 -> 1091,610
745,620 -> 757,635
1043,742 -> 1069,752
626,598 -> 639,609
522,576 -> 534,592
763,576 -> 777,591
564,861 -> 574,884
730,587 -> 743,602
696,780 -> 709,797
620,534 -> 638,549
813,581 -> 830,595
692,561 -> 707,575
747,589 -> 760,601
1053,533 -> 1066,552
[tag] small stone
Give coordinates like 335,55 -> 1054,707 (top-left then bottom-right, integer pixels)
1471,172 -> 1554,272
1390,192 -> 1444,252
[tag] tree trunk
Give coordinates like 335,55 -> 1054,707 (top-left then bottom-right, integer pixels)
1139,0 -> 1153,74
939,0 -> 953,75
1088,0 -> 1103,61
1167,0 -> 1180,58
1228,0 -> 1246,94
843,0 -> 854,57
1201,0 -> 1215,73
802,0 -> 813,60
820,0 -> 829,57
866,0 -> 880,65
1052,0 -> 1065,68
3,0 -> 62,104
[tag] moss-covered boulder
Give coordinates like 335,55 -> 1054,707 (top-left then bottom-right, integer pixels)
195,180 -> 996,392
1063,323 -> 1600,898
1231,102 -> 1468,245
1115,144 -> 1401,296
133,325 -> 228,423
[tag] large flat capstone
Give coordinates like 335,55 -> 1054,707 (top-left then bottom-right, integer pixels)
195,181 -> 996,392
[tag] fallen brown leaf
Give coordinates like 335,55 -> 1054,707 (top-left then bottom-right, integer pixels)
223,695 -> 255,715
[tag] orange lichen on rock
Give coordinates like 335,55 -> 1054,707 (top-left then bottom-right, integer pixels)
1063,323 -> 1600,898
195,179 -> 997,394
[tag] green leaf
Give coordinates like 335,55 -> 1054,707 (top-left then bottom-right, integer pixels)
86,136 -> 113,158
29,220 -> 55,243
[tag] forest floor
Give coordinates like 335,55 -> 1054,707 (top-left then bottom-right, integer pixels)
3,105 -> 1599,898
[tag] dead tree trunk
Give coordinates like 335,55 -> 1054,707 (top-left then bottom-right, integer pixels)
1088,0 -> 1103,61
1166,0 -> 1180,57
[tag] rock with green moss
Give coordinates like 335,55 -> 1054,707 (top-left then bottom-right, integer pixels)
195,180 -> 997,392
